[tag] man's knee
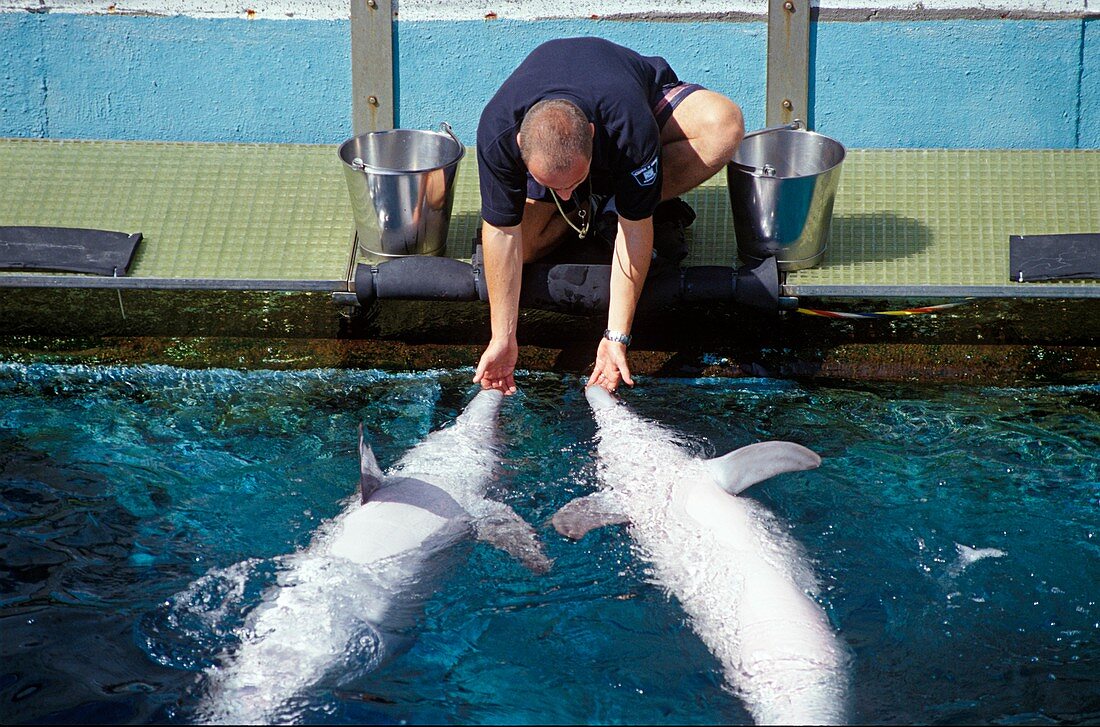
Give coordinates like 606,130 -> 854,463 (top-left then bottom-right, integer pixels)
695,94 -> 745,167
668,91 -> 745,168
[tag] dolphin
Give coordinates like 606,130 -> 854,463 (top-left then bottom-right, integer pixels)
197,388 -> 550,724
947,542 -> 1006,578
553,386 -> 849,725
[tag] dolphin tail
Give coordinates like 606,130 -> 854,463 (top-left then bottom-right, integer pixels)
551,491 -> 630,540
473,500 -> 553,574
358,424 -> 384,504
705,441 -> 822,495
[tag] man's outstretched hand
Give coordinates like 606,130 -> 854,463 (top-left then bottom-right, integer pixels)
586,338 -> 633,393
474,336 -> 519,395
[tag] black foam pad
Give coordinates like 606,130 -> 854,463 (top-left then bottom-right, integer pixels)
0,226 -> 143,276
1009,233 -> 1099,282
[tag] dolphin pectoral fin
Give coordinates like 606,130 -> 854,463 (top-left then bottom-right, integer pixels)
474,501 -> 554,574
705,441 -> 822,495
359,425 -> 385,504
551,493 -> 629,540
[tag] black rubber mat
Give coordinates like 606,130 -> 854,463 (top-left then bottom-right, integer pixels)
0,226 -> 142,275
1010,233 -> 1099,282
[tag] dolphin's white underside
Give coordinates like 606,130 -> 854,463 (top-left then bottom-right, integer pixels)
585,397 -> 849,725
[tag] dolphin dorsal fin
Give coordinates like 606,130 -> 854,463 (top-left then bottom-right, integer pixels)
358,424 -> 384,504
705,441 -> 822,495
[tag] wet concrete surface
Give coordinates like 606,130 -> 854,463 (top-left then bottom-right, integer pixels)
0,288 -> 1096,385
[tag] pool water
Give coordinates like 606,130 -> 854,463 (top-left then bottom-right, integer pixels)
1,364 -> 1096,724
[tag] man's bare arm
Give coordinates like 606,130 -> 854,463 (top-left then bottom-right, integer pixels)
587,215 -> 653,391
473,221 -> 524,394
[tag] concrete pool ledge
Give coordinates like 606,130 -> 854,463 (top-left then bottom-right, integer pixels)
0,137 -> 1096,383
0,289 -> 1096,384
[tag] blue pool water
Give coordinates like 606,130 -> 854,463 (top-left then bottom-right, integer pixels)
0,363 -> 1097,724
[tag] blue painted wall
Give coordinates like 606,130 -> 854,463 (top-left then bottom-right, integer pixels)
394,21 -> 767,147
1082,18 -> 1099,148
812,20 -> 1082,148
1,15 -> 47,137
1,13 -> 1096,148
396,18 -> 1091,149
1,14 -> 350,143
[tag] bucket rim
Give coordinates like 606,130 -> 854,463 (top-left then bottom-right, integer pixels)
729,128 -> 847,179
338,128 -> 467,175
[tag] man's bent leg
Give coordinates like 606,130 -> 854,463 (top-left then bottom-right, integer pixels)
658,90 -> 744,200
520,199 -> 581,263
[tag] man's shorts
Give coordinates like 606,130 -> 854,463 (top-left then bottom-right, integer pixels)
652,81 -> 707,129
526,81 -> 708,207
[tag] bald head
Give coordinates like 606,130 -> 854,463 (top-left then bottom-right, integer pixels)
517,99 -> 593,176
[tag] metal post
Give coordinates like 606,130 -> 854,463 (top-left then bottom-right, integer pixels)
351,0 -> 395,134
766,0 -> 810,127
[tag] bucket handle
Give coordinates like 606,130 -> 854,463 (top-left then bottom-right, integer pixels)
349,122 -> 464,171
742,118 -> 805,141
730,119 -> 806,177
440,121 -> 462,148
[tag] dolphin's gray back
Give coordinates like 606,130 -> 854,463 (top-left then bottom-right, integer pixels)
371,476 -> 469,521
388,388 -> 504,510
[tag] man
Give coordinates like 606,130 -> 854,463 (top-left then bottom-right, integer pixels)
472,37 -> 744,395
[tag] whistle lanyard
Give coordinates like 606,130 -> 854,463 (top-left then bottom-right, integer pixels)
548,179 -> 591,240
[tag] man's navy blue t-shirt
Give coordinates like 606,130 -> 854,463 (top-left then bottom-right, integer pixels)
477,38 -> 679,228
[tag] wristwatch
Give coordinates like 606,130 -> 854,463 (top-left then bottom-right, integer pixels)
603,329 -> 632,346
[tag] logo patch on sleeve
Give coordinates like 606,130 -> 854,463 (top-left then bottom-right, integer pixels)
631,156 -> 660,187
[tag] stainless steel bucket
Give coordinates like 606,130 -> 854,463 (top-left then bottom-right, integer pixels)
726,121 -> 846,271
338,123 -> 465,262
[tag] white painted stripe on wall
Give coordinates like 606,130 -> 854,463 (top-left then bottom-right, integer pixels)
0,0 -> 1085,20
0,0 -> 345,18
393,0 -> 1085,20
